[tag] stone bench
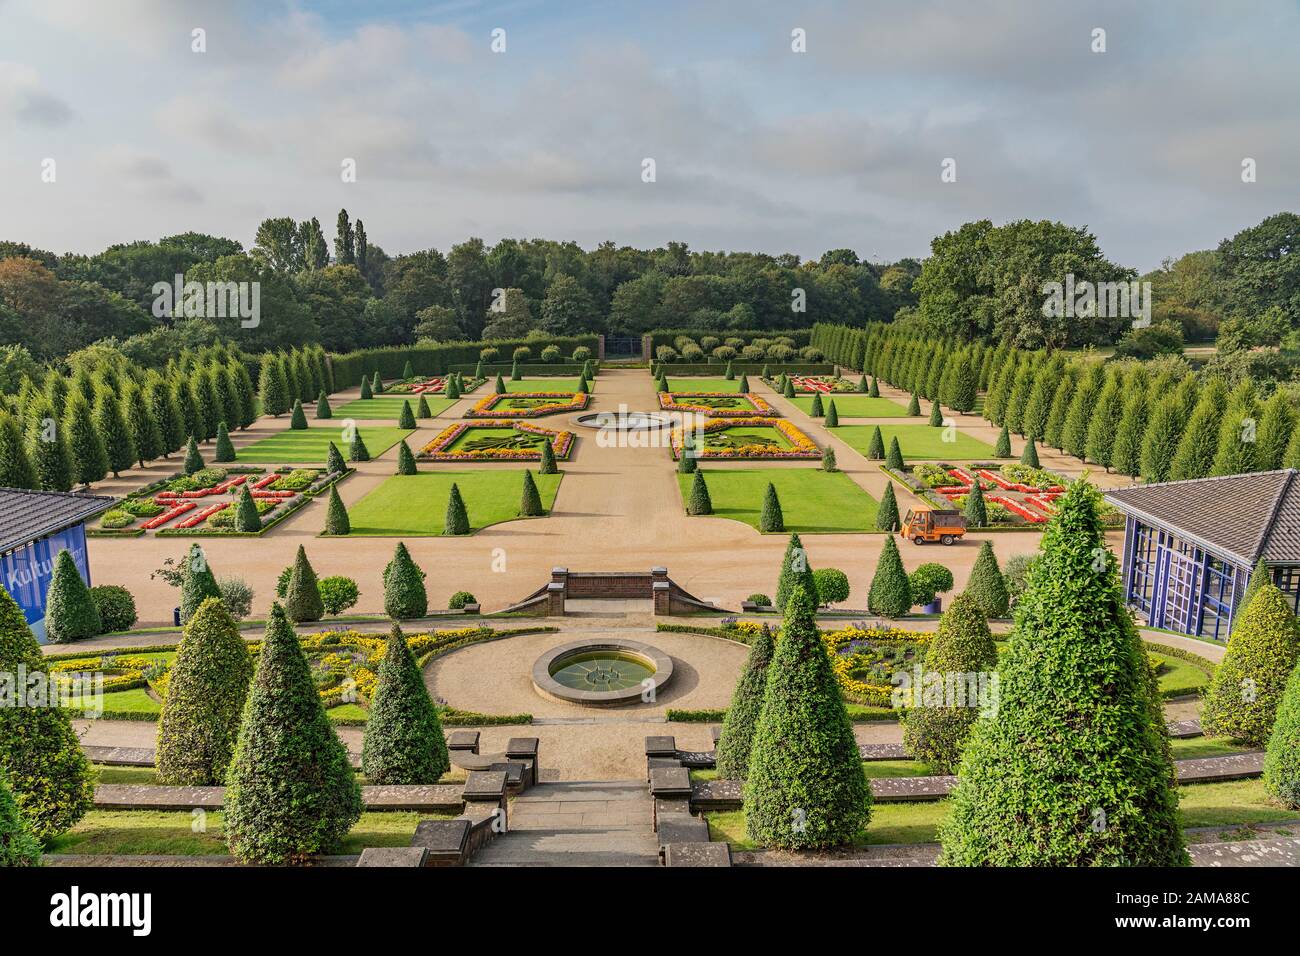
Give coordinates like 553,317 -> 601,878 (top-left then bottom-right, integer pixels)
690,779 -> 743,813
859,743 -> 909,761
410,819 -> 472,867
1175,751 -> 1263,783
356,847 -> 429,867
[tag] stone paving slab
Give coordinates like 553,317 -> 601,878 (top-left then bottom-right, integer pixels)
664,842 -> 731,866
94,783 -> 465,812
83,745 -> 157,767
871,775 -> 957,802
1166,719 -> 1203,739
1188,836 -> 1300,867
1175,751 -> 1263,783
859,743 -> 909,761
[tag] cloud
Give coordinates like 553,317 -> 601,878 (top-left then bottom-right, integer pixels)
0,62 -> 73,127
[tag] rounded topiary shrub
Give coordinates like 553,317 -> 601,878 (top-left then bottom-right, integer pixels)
747,593 -> 772,607
319,575 -> 359,616
448,590 -> 476,610
813,567 -> 850,607
156,597 -> 254,785
908,562 -> 954,609
90,584 -> 137,633
715,624 -> 775,780
361,623 -> 450,785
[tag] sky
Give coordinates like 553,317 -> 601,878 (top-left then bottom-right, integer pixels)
0,0 -> 1297,272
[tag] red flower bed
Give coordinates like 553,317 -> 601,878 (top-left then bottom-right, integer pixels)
990,495 -> 1047,523
141,502 -> 195,530
251,490 -> 296,499
174,503 -> 229,529
947,467 -> 977,486
252,474 -> 280,489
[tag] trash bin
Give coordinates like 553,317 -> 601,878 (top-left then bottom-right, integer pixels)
173,607 -> 181,627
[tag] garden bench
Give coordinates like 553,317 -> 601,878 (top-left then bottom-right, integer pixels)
356,847 -> 429,867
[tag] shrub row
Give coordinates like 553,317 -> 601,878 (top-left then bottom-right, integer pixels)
330,337 -> 599,388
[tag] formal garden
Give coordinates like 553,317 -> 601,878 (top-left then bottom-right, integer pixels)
419,421 -> 574,461
343,470 -> 563,535
670,418 -> 819,460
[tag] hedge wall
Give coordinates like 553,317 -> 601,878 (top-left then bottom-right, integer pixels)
650,362 -> 836,376
647,329 -> 812,348
329,336 -> 599,389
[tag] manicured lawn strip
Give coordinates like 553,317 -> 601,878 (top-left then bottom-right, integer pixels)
1151,652 -> 1211,697
1169,737 -> 1252,760
235,426 -> 414,463
703,425 -> 793,449
836,424 -> 996,460
658,377 -> 741,393
46,810 -> 456,856
503,377 -> 590,393
332,397 -> 457,419
792,395 -> 912,418
675,468 -> 878,533
345,470 -> 563,535
72,687 -> 160,716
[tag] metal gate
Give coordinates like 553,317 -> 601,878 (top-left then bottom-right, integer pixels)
604,336 -> 641,358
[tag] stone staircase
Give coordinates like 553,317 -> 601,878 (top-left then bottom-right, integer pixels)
468,780 -> 661,867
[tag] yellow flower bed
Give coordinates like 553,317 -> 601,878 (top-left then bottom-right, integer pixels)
669,417 -> 819,460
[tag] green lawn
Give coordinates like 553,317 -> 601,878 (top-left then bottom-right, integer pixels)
74,687 -> 161,716
235,425 -> 413,463
699,424 -> 794,451
503,377 -> 591,393
836,424 -> 996,460
345,470 -> 564,535
676,468 -> 878,533
1152,652 -> 1212,698
657,377 -> 743,392
1169,737 -> 1251,760
332,396 -> 457,420
793,395 -> 912,418
445,426 -> 559,454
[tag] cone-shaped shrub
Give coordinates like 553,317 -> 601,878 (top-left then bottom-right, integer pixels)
396,440 -> 417,475
326,440 -> 347,475
725,360 -> 735,380
994,424 -> 1012,458
0,770 -> 41,866
825,400 -> 839,427
868,535 -> 911,617
520,470 -> 544,516
963,478 -> 988,528
416,395 -> 432,419
759,481 -> 784,532
886,436 -> 905,471
870,376 -> 880,397
656,374 -> 669,393
1265,660 -> 1300,808
64,391 -> 108,486
359,377 -> 373,400
510,358 -> 521,381
183,436 -> 204,474
316,390 -> 332,419
43,549 -> 102,643
348,429 -> 370,462
866,425 -> 886,459
1231,556 -> 1270,630
738,374 -> 750,392
677,437 -> 696,473
744,585 -> 871,849
715,624 -> 775,781
775,532 -> 816,611
384,543 -> 427,618
234,483 -> 262,532
0,409 -> 36,489
1202,583 -> 1300,745
214,422 -> 236,462
928,401 -> 943,427
939,480 -> 1187,866
179,544 -> 221,623
578,377 -> 589,394
687,470 -> 713,515
156,597 -> 253,785
821,446 -> 837,472
289,399 -> 308,430
1020,435 -> 1040,467
445,483 -> 470,535
783,378 -> 795,398
494,374 -> 506,394
965,540 -> 1009,617
877,481 -> 900,531
902,593 -> 998,773
94,389 -> 134,477
323,485 -> 350,535
284,545 -> 324,623
397,400 -> 416,429
810,393 -> 824,417
403,360 -> 415,380
539,438 -> 558,474
371,371 -> 384,394
907,391 -> 920,416
223,604 -> 362,865
361,623 -> 450,784
0,588 -> 92,840
445,376 -> 460,399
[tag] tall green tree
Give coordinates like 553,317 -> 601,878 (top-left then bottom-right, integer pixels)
283,545 -> 324,623
714,625 -> 775,781
361,623 -> 450,784
868,535 -> 911,617
93,387 -> 135,478
44,549 -> 101,643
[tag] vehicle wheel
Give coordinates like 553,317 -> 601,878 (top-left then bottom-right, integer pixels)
941,535 -> 954,545
912,535 -> 924,545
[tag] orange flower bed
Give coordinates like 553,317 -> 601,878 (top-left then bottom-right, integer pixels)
658,391 -> 777,417
419,420 -> 575,461
669,416 -> 819,460
466,392 -> 590,418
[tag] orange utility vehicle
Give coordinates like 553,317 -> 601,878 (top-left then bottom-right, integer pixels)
900,507 -> 967,545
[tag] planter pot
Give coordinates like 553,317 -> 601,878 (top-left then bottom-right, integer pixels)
922,598 -> 943,614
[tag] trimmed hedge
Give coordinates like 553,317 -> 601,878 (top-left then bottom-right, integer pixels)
44,549 -> 101,643
361,623 -> 450,784
715,624 -> 775,780
1264,660 -> 1300,808
330,337 -> 599,389
90,584 -> 137,633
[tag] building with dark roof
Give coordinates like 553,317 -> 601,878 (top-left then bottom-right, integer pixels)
1104,470 -> 1300,641
0,487 -> 116,642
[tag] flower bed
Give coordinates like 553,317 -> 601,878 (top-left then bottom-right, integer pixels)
658,392 -> 778,417
466,392 -> 590,418
420,420 -> 575,461
822,623 -> 930,707
386,375 -> 486,395
760,374 -> 855,393
668,417 -> 819,460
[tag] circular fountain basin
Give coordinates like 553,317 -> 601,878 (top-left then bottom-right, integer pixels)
572,410 -> 675,432
532,639 -> 674,706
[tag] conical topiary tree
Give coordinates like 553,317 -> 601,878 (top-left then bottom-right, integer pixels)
1265,660 -> 1300,808
214,422 -> 236,462
289,399 -> 308,430
445,482 -> 470,535
994,424 -> 1012,458
326,440 -> 347,475
361,623 -> 450,784
494,374 -> 506,394
44,549 -> 101,643
349,428 -> 370,462
1202,583 -> 1300,746
868,535 -> 911,617
396,440 -> 417,475
744,585 -> 871,849
384,542 -> 427,619
445,376 -> 461,399
907,391 -> 921,416
403,359 -> 415,380
538,438 -> 558,474
876,481 -> 900,531
866,425 -> 885,459
870,376 -> 880,397
94,388 -> 134,478
738,374 -> 750,392
902,593 -> 999,773
0,770 -> 41,866
317,484 -> 349,535
283,545 -> 324,623
416,395 -> 432,419
223,604 -> 362,865
156,596 -> 253,785
179,544 -> 221,624
1231,557 -> 1270,629
965,540 -> 1009,617
183,436 -> 204,474
677,436 -> 696,473
398,400 -> 416,429
316,390 -> 332,419
939,480 -> 1187,866
360,376 -> 373,400
775,532 -> 816,611
371,371 -> 384,394
0,587 -> 92,841
715,624 -> 775,781
928,400 -> 943,427
687,470 -> 713,515
886,436 -> 905,471
1020,435 -> 1040,467
234,483 -> 262,532
725,360 -> 735,380
64,391 -> 108,487
0,409 -> 37,489
963,478 -> 988,528
825,400 -> 839,427
810,393 -> 824,417
760,481 -> 784,532
520,470 -> 544,516
821,446 -> 837,472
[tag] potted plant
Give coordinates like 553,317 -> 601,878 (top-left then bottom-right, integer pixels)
909,563 -> 954,614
